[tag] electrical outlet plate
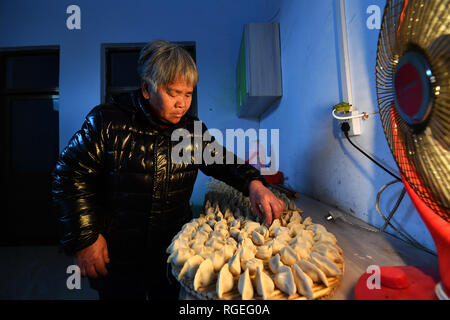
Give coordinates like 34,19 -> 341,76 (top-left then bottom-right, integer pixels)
336,110 -> 362,138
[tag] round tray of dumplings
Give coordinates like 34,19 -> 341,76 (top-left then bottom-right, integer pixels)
167,190 -> 344,300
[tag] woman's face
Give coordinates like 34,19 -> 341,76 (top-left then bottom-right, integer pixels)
142,78 -> 193,124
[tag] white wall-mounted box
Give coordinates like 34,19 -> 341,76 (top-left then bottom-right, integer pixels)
236,22 -> 282,118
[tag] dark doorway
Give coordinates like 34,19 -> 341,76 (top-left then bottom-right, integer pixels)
0,48 -> 60,245
101,42 -> 198,117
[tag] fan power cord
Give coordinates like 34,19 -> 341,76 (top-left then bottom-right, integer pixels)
339,122 -> 436,256
340,122 -> 401,181
376,180 -> 437,256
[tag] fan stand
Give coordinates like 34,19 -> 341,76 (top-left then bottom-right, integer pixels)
403,177 -> 450,300
354,177 -> 450,300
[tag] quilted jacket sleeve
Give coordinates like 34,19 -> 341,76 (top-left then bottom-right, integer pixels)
198,121 -> 267,196
51,106 -> 105,255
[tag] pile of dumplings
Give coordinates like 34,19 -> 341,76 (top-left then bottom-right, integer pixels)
166,180 -> 344,300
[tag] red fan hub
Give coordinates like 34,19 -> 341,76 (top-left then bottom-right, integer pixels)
393,51 -> 434,126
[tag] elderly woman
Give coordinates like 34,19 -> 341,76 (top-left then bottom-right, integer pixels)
52,40 -> 283,300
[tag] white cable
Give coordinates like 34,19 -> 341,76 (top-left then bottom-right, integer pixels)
332,109 -> 379,120
332,109 -> 365,120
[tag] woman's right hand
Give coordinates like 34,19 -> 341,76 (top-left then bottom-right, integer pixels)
75,233 -> 110,278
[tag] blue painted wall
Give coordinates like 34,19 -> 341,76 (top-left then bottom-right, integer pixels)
0,0 -> 436,252
260,0 -> 436,252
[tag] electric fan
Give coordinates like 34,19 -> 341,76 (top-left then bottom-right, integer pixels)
355,0 -> 449,299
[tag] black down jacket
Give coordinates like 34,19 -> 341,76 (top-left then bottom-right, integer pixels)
51,89 -> 266,266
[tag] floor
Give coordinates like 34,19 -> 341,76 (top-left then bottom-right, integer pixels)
0,194 -> 440,300
0,245 -> 98,300
294,195 -> 439,299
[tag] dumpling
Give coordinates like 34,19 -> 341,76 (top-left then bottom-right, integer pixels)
199,223 -> 213,233
205,237 -> 225,251
239,245 -> 256,263
216,264 -> 234,299
237,230 -> 249,242
269,253 -> 284,274
166,237 -> 189,254
274,265 -> 297,296
294,229 -> 315,244
280,214 -> 289,227
289,235 -> 309,247
242,258 -> 263,276
197,246 -> 215,259
291,264 -> 314,300
241,237 -> 256,250
207,219 -> 217,228
251,230 -> 265,246
229,219 -> 240,229
238,268 -> 254,300
302,216 -> 312,226
214,220 -> 228,231
270,226 -> 290,238
255,225 -> 269,239
215,211 -> 224,221
306,223 -> 327,234
167,247 -> 195,267
192,230 -> 209,242
181,222 -> 198,235
289,211 -> 302,224
275,232 -> 292,243
314,231 -> 337,244
296,259 -> 329,287
312,243 -> 343,263
190,237 -> 207,253
228,250 -> 241,276
178,255 -> 204,281
243,220 -> 260,233
220,243 -> 236,260
268,219 -> 281,235
255,265 -> 275,300
206,206 -> 215,217
224,208 -> 233,219
289,224 -> 306,237
171,230 -> 191,244
255,245 -> 272,260
195,216 -> 207,225
280,246 -> 299,266
266,238 -> 288,255
211,229 -> 228,240
229,227 -> 241,240
314,241 -> 343,256
204,250 -> 226,272
193,259 -> 215,291
309,252 -> 342,277
225,237 -> 238,247
291,241 -> 310,260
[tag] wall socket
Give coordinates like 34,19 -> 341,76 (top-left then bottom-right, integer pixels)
337,110 -> 362,138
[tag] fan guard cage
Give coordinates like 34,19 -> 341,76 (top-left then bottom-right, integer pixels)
376,0 -> 450,222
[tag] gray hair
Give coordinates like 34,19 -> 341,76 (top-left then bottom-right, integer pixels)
137,40 -> 198,93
